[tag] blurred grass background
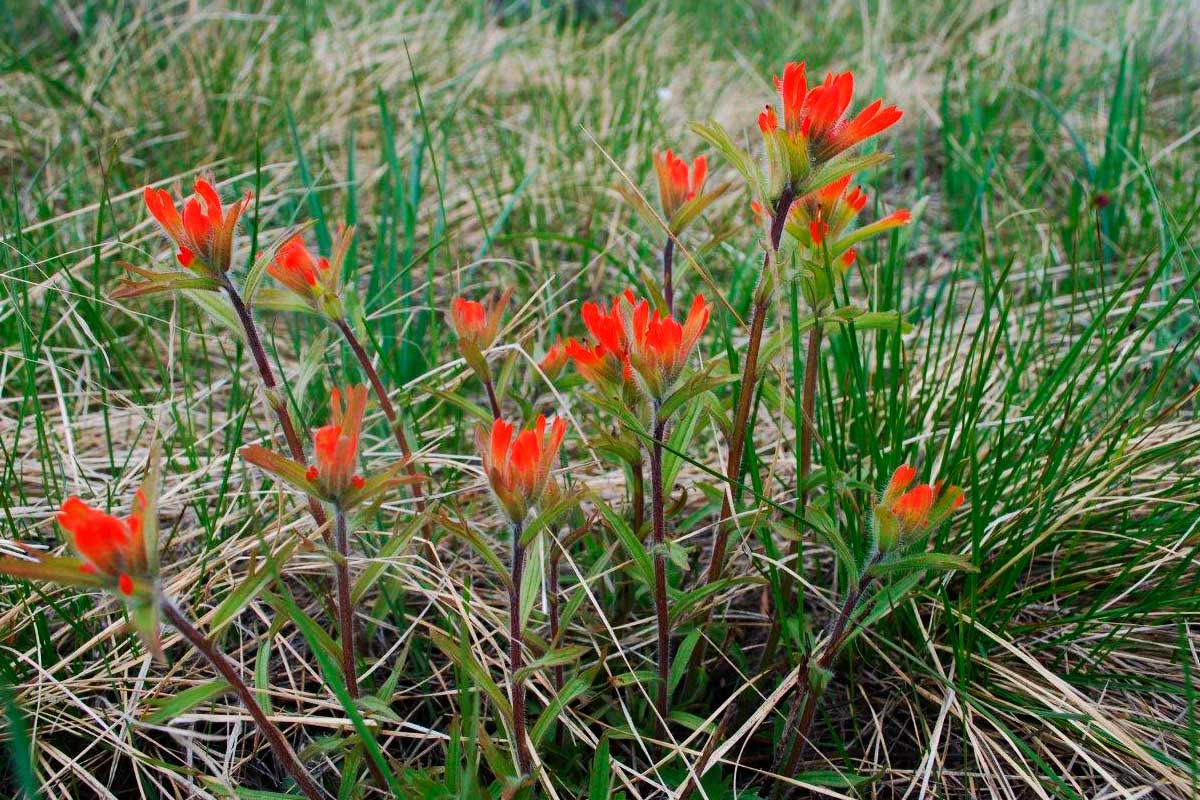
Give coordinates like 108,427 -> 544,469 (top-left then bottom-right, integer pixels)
1,0 -> 1198,797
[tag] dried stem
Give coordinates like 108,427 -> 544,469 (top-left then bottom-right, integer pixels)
650,407 -> 670,728
509,521 -> 532,774
161,599 -> 324,800
333,505 -> 359,699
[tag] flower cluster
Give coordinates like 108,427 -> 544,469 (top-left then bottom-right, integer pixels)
241,385 -> 416,510
477,415 -> 568,524
873,465 -> 965,552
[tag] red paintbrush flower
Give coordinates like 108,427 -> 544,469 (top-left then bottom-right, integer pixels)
57,495 -> 150,597
626,293 -> 711,401
241,385 -> 418,509
575,290 -> 637,386
540,336 -> 569,380
874,464 -> 964,551
565,338 -> 623,389
653,150 -> 705,219
477,415 -> 568,523
760,63 -> 903,162
0,449 -> 166,659
450,291 -> 510,352
144,178 -> 252,275
263,228 -> 351,320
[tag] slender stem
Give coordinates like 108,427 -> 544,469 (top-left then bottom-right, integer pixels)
162,599 -> 324,800
759,323 -> 824,671
548,535 -> 565,749
650,408 -> 670,728
774,569 -> 872,792
483,375 -> 502,420
704,186 -> 795,586
333,506 -> 359,699
335,319 -> 425,513
662,237 -> 675,314
222,281 -> 329,541
509,522 -> 532,774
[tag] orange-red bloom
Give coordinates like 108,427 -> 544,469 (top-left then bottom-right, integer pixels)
477,415 -> 568,523
540,336 -> 569,380
626,293 -> 711,401
241,384 -> 416,509
653,150 -> 707,220
759,63 -> 902,161
573,290 -> 637,387
310,385 -> 369,497
874,465 -> 964,551
450,291 -> 510,352
57,494 -> 151,596
144,178 -> 252,274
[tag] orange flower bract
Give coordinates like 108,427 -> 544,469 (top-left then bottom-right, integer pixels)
653,150 -> 707,221
57,494 -> 150,595
144,178 -> 252,275
477,415 -> 568,524
874,465 -> 965,551
627,293 -> 711,401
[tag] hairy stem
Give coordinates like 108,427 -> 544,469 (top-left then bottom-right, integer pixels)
774,568 -> 872,792
335,318 -> 425,513
162,599 -> 323,800
509,522 -> 532,774
222,280 -> 329,541
333,506 -> 359,699
704,186 -> 795,586
662,237 -> 675,314
650,408 -> 671,728
631,458 -> 645,537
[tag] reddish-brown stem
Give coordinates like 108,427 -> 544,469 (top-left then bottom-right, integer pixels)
773,568 -> 872,793
333,506 -> 359,699
483,374 -> 502,420
703,186 -> 795,586
222,281 -> 329,542
335,319 -> 425,513
650,409 -> 670,729
161,599 -> 323,800
509,522 -> 532,774
662,237 -> 675,314
759,323 -> 825,672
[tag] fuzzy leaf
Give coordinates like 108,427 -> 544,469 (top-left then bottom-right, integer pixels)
240,445 -> 324,500
0,553 -> 106,590
868,552 -> 977,578
668,181 -> 732,234
690,120 -> 758,186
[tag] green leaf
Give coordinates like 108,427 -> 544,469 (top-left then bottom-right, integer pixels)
514,645 -> 588,684
429,630 -> 513,722
691,120 -> 758,187
594,498 -> 653,587
184,288 -> 243,337
868,552 -> 977,578
0,554 -> 106,590
530,666 -> 596,746
144,679 -> 231,724
669,628 -> 701,693
209,537 -> 301,635
806,151 -> 891,195
269,587 -> 404,795
588,734 -> 611,799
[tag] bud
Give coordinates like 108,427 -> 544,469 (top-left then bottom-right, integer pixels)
873,465 -> 964,552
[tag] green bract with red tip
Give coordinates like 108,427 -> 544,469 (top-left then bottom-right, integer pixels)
873,465 -> 965,553
241,384 -> 419,510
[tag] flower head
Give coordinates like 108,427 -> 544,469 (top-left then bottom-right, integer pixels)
0,450 -> 164,659
873,465 -> 964,552
540,336 -> 569,380
565,337 -> 624,389
477,415 -> 568,523
783,174 -> 910,307
144,178 -> 252,275
263,227 -> 351,320
651,149 -> 724,233
241,384 -> 418,509
449,290 -> 512,381
760,63 -> 902,162
626,293 -> 711,402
